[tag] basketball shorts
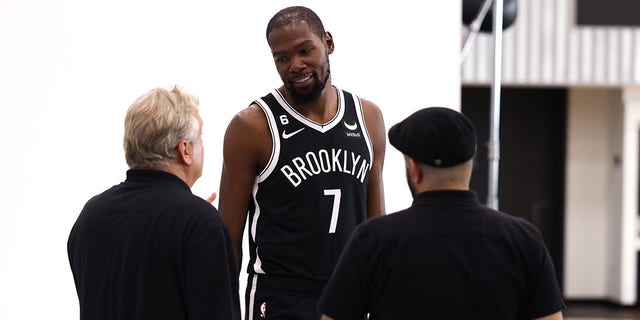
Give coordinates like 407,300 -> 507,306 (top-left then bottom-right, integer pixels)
245,274 -> 324,320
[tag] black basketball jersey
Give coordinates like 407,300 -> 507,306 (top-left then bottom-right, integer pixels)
247,87 -> 373,286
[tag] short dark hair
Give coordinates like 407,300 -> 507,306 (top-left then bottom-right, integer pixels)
266,6 -> 326,41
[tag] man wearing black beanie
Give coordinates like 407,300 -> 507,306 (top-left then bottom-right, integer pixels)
318,107 -> 565,319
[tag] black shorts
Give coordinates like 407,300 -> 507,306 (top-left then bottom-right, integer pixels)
245,274 -> 324,320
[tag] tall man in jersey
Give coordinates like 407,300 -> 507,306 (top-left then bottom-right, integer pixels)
219,6 -> 386,320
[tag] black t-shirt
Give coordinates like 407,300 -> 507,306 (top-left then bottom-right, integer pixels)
68,169 -> 241,320
319,190 -> 565,319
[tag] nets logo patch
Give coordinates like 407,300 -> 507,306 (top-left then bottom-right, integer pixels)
343,121 -> 358,131
344,121 -> 361,137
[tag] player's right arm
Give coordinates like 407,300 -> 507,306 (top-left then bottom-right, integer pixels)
219,104 -> 271,272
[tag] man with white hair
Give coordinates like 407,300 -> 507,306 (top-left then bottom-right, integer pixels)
68,86 -> 241,320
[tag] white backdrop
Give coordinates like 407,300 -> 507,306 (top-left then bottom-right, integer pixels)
0,0 -> 460,318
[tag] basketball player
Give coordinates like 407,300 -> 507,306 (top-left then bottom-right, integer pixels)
218,6 -> 386,320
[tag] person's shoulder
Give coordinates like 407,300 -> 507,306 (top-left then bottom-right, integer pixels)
223,102 -> 270,149
228,103 -> 267,128
353,94 -> 382,116
225,90 -> 273,125
489,208 -> 544,243
339,88 -> 385,145
495,209 -> 540,231
187,194 -> 219,212
356,208 -> 412,238
359,97 -> 383,123
80,183 -> 122,211
337,88 -> 380,112
177,197 -> 230,249
179,195 -> 227,229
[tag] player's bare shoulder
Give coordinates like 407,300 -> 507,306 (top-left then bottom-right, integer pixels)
223,103 -> 272,170
358,97 -> 385,143
359,98 -> 383,121
232,102 -> 267,128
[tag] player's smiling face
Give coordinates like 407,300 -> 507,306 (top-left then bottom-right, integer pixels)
268,20 -> 333,104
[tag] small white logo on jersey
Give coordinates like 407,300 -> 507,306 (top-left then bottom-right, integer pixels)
282,127 -> 305,139
343,121 -> 358,131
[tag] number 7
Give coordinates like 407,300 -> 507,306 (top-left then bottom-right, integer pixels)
324,189 -> 342,233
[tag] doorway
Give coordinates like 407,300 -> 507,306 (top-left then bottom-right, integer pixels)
461,86 -> 567,288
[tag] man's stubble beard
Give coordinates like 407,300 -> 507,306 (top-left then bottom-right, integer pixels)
286,59 -> 331,105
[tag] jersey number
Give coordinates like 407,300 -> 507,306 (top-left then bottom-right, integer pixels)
324,189 -> 342,233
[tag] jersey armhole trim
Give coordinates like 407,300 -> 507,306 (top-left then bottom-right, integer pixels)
353,94 -> 374,166
254,98 -> 280,182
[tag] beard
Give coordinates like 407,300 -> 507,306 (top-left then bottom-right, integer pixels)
285,60 -> 331,105
406,168 -> 418,198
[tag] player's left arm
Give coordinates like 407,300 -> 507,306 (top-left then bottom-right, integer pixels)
360,97 -> 386,218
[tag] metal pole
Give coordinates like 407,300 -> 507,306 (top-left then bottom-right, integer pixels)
486,0 -> 503,210
460,0 -> 494,64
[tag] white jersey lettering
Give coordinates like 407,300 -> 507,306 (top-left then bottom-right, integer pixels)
332,148 -> 343,173
280,148 -> 369,187
280,165 -> 302,187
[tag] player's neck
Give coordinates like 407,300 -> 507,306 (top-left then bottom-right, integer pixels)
282,84 -> 338,124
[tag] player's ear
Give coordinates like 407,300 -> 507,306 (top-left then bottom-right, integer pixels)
324,31 -> 334,54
